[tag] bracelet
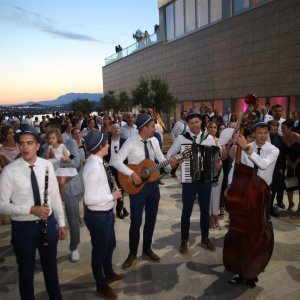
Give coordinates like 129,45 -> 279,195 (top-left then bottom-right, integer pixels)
243,146 -> 250,152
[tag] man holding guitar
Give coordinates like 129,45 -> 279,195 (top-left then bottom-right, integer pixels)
111,113 -> 178,270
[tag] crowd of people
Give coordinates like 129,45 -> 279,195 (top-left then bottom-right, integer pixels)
0,102 -> 299,298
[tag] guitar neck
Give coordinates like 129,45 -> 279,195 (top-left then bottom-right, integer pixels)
148,159 -> 171,173
147,153 -> 183,174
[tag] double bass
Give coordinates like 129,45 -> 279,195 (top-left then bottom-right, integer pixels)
223,95 -> 274,282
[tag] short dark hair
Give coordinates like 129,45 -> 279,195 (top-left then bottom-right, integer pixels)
186,113 -> 202,122
282,119 -> 294,129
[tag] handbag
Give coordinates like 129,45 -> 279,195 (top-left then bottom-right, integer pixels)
284,169 -> 299,190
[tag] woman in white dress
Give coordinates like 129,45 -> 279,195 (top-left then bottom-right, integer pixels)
45,128 -> 77,197
207,121 -> 224,229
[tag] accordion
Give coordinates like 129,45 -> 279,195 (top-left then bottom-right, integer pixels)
181,144 -> 221,184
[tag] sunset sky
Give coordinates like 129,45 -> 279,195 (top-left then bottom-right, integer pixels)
0,0 -> 158,105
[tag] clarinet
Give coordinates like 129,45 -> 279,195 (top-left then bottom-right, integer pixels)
41,167 -> 49,246
104,161 -> 119,191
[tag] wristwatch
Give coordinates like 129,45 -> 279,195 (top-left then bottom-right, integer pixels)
243,146 -> 250,152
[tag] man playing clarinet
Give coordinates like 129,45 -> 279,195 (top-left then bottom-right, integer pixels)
0,125 -> 67,300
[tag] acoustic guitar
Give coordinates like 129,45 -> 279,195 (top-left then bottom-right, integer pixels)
118,149 -> 192,195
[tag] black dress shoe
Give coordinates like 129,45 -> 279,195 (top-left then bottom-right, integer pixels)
270,211 -> 279,218
245,277 -> 258,288
228,275 -> 244,284
276,202 -> 285,209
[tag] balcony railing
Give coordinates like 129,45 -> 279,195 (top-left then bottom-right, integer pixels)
104,32 -> 158,65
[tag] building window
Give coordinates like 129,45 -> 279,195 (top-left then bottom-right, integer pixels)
185,0 -> 196,33
164,0 -> 272,42
166,3 -> 175,40
210,0 -> 222,23
196,0 -> 209,28
234,0 -> 250,13
175,0 -> 185,37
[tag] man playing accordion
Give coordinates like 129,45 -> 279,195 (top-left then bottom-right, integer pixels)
167,109 -> 222,254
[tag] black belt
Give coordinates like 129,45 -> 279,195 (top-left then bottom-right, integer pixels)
87,208 -> 113,214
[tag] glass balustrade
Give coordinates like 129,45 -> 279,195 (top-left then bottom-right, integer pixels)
104,32 -> 158,65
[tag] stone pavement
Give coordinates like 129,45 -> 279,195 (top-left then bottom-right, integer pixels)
0,173 -> 300,300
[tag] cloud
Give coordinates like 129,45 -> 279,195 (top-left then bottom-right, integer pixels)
1,5 -> 106,43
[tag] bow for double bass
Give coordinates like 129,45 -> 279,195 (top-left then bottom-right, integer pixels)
118,149 -> 192,195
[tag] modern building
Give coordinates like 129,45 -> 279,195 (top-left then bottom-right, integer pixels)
102,0 -> 300,120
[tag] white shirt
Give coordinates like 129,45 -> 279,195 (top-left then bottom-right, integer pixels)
62,131 -> 72,143
171,119 -> 187,142
120,124 -> 138,140
81,128 -> 88,137
167,130 -> 217,158
109,139 -> 120,166
228,141 -> 279,186
223,114 -> 231,126
83,154 -> 114,211
0,157 -> 65,226
277,118 -> 286,136
111,134 -> 170,176
261,114 -> 273,123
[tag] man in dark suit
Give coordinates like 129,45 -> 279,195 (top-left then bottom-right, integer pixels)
105,123 -> 129,219
268,120 -> 286,212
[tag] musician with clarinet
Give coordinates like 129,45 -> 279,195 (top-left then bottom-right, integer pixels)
0,125 -> 67,300
167,109 -> 222,254
111,113 -> 178,270
82,130 -> 125,299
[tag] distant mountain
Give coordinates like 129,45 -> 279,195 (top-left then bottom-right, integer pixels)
25,93 -> 103,106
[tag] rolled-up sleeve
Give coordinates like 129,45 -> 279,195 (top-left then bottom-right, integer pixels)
0,167 -> 32,215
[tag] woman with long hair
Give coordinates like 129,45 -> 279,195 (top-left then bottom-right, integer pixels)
207,121 -> 223,228
101,115 -> 113,134
0,125 -> 20,170
72,127 -> 87,165
0,125 -> 20,225
281,119 -> 300,214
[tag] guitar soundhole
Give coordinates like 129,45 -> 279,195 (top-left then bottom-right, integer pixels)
140,168 -> 150,180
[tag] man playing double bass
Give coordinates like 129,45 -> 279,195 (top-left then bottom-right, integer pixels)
226,119 -> 279,287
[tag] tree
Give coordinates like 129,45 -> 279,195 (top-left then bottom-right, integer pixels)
131,77 -> 152,108
70,98 -> 94,113
149,76 -> 176,114
101,90 -> 118,113
131,76 -> 176,114
118,91 -> 132,112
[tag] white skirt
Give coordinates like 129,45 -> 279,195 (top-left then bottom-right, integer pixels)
56,167 -> 78,177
